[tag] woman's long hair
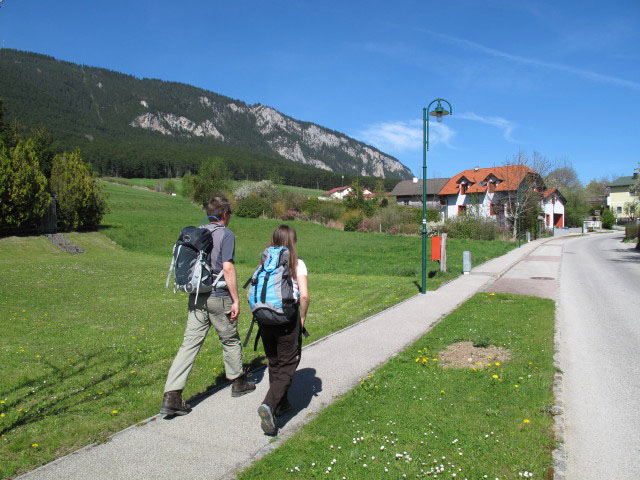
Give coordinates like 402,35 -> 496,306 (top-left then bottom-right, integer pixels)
269,225 -> 298,279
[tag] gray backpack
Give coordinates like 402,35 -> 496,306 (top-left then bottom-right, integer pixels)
165,224 -> 226,298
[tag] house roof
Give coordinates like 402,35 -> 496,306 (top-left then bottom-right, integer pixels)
390,178 -> 449,196
438,165 -> 538,195
323,186 -> 350,195
608,176 -> 636,187
543,188 -> 567,204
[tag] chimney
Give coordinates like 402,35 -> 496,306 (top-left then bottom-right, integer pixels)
474,166 -> 479,172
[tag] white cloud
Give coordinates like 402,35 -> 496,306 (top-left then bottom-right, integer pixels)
358,119 -> 455,154
456,112 -> 518,143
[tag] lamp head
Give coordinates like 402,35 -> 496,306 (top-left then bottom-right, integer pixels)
429,101 -> 450,123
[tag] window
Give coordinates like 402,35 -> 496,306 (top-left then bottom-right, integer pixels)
488,181 -> 495,193
490,203 -> 496,216
404,200 -> 409,205
458,205 -> 467,215
617,206 -> 623,214
546,214 -> 550,226
460,183 -> 467,195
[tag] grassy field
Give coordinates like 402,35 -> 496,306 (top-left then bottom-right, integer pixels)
239,293 -> 557,480
101,177 -> 325,198
0,182 -> 515,478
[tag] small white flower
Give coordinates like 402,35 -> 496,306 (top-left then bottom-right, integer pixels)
380,446 -> 385,451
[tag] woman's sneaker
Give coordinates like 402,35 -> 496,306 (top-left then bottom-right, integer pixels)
257,403 -> 277,435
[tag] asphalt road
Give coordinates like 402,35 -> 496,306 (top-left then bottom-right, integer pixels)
557,232 -> 640,479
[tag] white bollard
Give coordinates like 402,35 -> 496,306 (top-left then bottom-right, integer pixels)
462,251 -> 472,275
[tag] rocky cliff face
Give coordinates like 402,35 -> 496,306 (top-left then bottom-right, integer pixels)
130,96 -> 411,179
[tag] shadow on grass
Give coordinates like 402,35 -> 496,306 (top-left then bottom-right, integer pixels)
276,368 -> 322,429
0,351 -> 143,436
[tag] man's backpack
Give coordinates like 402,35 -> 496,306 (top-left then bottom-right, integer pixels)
247,246 -> 298,325
165,224 -> 226,298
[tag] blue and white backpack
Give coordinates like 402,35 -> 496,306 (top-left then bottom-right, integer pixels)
247,246 -> 298,325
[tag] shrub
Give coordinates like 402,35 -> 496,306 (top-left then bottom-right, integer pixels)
234,180 -> 280,202
344,215 -> 363,231
624,223 -> 639,241
278,210 -> 299,221
50,150 -> 107,230
0,138 -> 50,231
235,194 -> 273,218
441,215 -> 502,240
281,190 -> 307,212
302,198 -> 344,222
163,179 -> 177,195
601,208 -> 615,229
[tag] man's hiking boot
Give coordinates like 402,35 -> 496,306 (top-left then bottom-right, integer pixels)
258,403 -> 277,435
159,390 -> 192,417
231,374 -> 256,397
275,398 -> 292,417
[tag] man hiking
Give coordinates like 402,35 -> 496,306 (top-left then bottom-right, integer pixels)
160,196 -> 255,416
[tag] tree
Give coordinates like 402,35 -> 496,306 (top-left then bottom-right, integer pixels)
545,163 -> 590,227
497,151 -> 550,237
0,97 -> 5,134
50,150 -> 107,230
0,138 -> 50,231
30,127 -> 59,179
601,208 -> 615,229
188,157 -> 232,206
163,178 -> 177,195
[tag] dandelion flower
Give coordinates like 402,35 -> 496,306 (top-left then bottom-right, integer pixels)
112,410 -> 118,414
31,443 -> 38,448
0,413 -> 5,418
523,419 -> 530,424
514,385 -> 520,388
0,401 -> 4,404
35,354 -> 41,358
492,375 -> 499,379
495,362 -> 500,366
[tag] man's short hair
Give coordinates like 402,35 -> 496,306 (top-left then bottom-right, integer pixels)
206,196 -> 232,219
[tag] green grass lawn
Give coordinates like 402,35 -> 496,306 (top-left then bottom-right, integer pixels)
101,177 -> 324,198
0,182 -> 515,478
238,293 -> 557,480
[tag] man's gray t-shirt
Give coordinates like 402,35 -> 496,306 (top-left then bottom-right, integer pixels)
203,223 -> 235,298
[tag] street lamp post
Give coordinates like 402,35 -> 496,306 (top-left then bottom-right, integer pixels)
421,98 -> 452,294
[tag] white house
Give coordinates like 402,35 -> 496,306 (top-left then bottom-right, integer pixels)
438,165 -> 565,231
542,188 -> 566,229
321,185 -> 373,200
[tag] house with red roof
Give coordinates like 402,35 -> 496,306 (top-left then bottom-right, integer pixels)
438,165 -> 565,230
321,185 -> 373,200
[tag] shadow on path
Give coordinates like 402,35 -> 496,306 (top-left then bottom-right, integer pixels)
277,368 -> 322,428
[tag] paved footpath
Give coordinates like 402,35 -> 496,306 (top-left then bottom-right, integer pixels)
21,237 -> 564,480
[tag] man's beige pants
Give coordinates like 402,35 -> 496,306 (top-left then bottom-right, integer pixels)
164,295 -> 243,392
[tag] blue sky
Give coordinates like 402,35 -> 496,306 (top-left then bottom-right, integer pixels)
1,0 -> 639,183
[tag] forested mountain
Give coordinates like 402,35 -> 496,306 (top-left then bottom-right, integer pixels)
0,49 -> 412,187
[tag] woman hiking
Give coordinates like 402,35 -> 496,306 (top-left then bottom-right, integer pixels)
256,225 -> 309,435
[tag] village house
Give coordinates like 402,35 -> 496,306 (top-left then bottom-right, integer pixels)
389,178 -> 449,209
321,185 -> 373,200
607,173 -> 639,221
438,165 -> 565,231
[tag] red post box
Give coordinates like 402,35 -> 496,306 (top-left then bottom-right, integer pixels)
431,236 -> 441,261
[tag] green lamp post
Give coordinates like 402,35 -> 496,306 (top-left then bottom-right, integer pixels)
421,98 -> 452,294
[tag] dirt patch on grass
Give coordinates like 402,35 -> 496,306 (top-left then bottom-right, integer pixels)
439,341 -> 511,369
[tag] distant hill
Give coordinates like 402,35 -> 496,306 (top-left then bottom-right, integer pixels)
0,49 -> 412,186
